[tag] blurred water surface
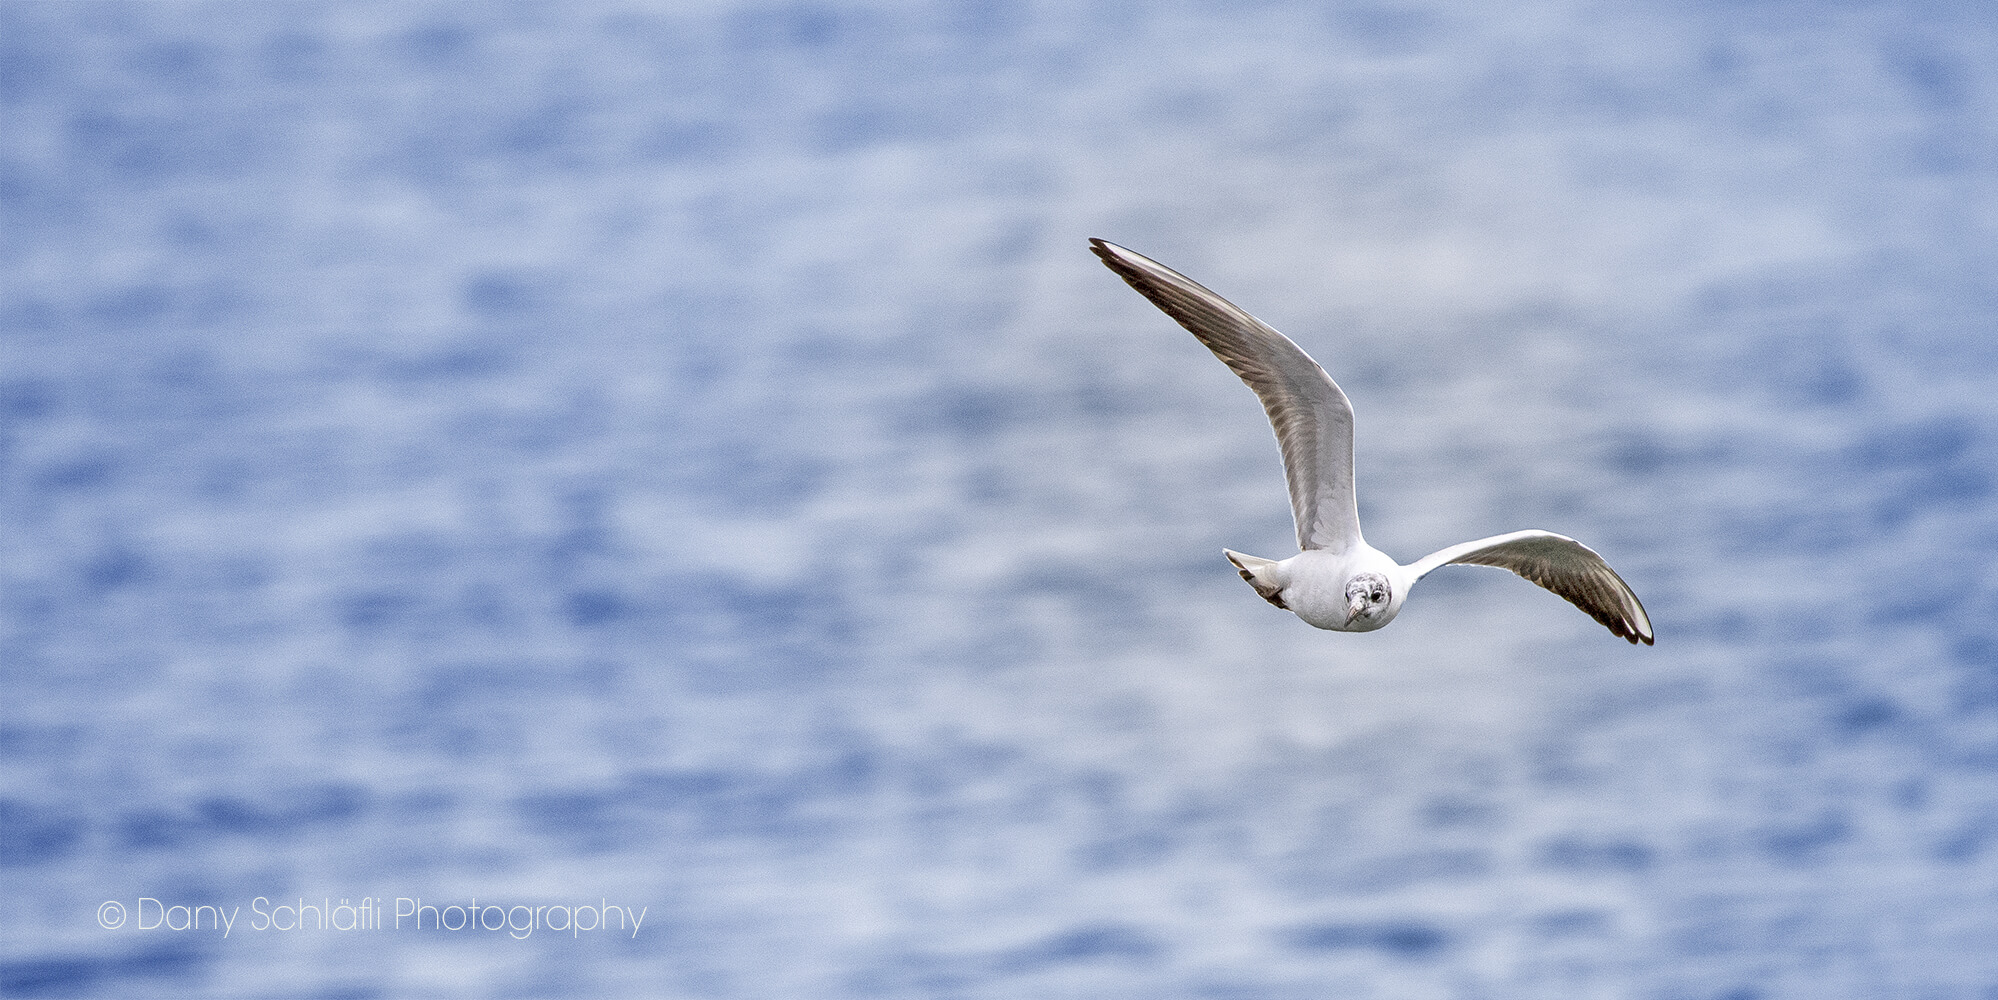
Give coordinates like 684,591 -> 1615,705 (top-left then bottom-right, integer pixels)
4,1 -> 1998,997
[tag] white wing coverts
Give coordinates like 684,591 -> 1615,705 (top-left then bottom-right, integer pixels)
1089,239 -> 1363,554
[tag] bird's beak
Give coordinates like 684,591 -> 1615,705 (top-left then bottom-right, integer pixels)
1345,598 -> 1366,626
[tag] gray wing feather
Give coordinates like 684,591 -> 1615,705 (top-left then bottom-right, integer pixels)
1408,530 -> 1655,645
1090,239 -> 1361,553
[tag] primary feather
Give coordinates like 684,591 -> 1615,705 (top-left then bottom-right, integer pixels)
1409,531 -> 1654,645
1090,238 -> 1362,554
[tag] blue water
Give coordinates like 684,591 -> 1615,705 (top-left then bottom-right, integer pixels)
5,2 -> 1997,997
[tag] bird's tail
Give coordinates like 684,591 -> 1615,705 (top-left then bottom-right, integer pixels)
1223,549 -> 1288,610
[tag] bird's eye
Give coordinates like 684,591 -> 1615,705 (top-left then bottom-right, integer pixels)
1372,590 -> 1385,602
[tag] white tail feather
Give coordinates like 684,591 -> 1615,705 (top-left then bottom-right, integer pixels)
1223,549 -> 1288,610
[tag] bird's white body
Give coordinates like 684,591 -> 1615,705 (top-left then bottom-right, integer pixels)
1271,546 -> 1408,632
1092,238 -> 1654,645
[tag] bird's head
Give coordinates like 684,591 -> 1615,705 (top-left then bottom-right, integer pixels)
1344,572 -> 1392,626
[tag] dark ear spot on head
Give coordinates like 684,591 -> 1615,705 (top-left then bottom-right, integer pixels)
1348,572 -> 1391,607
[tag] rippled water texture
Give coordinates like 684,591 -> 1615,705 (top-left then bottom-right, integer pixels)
5,2 -> 1997,997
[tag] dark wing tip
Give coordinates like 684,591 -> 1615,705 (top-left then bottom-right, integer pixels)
1598,605 -> 1653,645
1087,239 -> 1202,323
1610,611 -> 1654,645
1089,238 -> 1142,279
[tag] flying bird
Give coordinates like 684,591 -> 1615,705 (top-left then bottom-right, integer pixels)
1090,238 -> 1653,644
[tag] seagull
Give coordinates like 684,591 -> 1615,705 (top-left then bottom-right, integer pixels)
1090,238 -> 1654,644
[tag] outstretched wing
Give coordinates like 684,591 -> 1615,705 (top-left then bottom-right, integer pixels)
1408,530 -> 1654,645
1090,238 -> 1361,553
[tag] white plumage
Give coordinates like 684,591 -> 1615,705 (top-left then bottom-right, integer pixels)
1091,238 -> 1654,645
